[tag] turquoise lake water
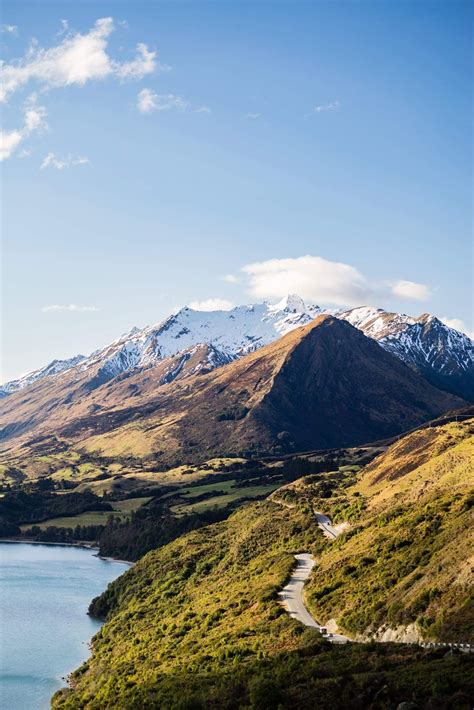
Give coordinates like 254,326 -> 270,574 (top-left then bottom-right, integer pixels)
0,542 -> 129,710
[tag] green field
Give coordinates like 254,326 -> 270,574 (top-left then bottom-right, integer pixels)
170,482 -> 280,515
20,497 -> 152,531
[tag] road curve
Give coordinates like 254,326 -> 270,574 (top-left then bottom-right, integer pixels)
315,512 -> 348,539
278,553 -> 348,644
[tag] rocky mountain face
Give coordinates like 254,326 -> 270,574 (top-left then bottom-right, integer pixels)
340,307 -> 474,399
0,316 -> 463,465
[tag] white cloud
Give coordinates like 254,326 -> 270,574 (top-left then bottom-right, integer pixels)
41,152 -> 89,170
188,298 -> 234,312
238,255 -> 436,309
391,280 -> 431,302
0,17 -> 159,103
137,88 -> 187,113
0,129 -> 23,160
0,95 -> 47,160
137,87 -> 156,113
242,255 -> 372,307
41,304 -> 100,312
116,42 -> 158,79
193,106 -> 211,114
440,317 -> 474,340
309,100 -> 340,114
246,112 -> 261,119
222,274 -> 239,284
1,24 -> 18,36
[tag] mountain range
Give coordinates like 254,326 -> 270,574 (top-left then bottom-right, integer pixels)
0,310 -> 465,466
2,295 -> 473,400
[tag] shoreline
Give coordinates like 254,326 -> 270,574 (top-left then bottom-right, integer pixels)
0,538 -> 134,566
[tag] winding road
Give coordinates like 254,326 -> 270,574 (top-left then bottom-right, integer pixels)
276,507 -> 473,652
278,553 -> 349,644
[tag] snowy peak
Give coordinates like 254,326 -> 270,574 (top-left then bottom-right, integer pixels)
271,293 -> 307,313
88,296 -> 320,379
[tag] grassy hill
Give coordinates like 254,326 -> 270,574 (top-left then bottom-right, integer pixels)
302,419 -> 474,642
52,422 -> 474,709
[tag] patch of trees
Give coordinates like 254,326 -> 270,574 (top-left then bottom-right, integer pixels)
97,503 -> 231,563
0,489 -> 112,525
23,524 -> 106,544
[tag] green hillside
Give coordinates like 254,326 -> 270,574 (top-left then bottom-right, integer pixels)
52,464 -> 474,708
304,420 -> 474,642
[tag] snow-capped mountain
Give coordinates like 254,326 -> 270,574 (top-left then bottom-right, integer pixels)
0,355 -> 86,396
78,294 -> 321,381
339,307 -> 474,400
1,296 -> 472,401
0,296 -> 321,396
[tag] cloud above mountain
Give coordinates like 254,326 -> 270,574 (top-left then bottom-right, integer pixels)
41,304 -> 100,313
238,255 -> 431,308
241,255 -> 372,306
391,280 -> 431,301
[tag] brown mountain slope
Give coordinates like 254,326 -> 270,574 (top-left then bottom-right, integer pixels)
0,343 -> 230,450
1,316 -> 462,468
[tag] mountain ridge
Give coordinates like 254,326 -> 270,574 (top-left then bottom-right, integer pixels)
1,315 -> 462,467
2,295 -> 472,401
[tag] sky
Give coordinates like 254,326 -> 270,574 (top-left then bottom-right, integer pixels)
1,0 -> 472,381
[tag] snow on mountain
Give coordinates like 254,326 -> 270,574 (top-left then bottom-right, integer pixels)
339,306 -> 474,399
80,295 -> 322,381
0,355 -> 86,396
0,296 -> 321,395
1,297 -> 472,401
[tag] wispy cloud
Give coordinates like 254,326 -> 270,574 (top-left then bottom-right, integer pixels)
40,152 -> 89,170
0,18 -> 164,159
137,88 -> 187,114
41,304 -> 100,312
193,106 -> 211,114
222,274 -> 239,284
1,24 -> 18,36
0,95 -> 47,161
0,17 -> 161,103
188,298 -> 234,311
246,112 -> 261,119
308,100 -> 340,115
56,19 -> 69,37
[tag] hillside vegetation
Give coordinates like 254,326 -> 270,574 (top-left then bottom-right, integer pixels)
52,420 -> 474,709
303,420 -> 474,642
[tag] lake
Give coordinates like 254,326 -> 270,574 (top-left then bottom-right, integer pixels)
0,542 -> 129,710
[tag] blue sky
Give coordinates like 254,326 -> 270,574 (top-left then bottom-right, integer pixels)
1,0 -> 472,380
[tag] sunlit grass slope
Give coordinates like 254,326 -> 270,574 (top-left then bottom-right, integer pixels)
305,420 -> 474,641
